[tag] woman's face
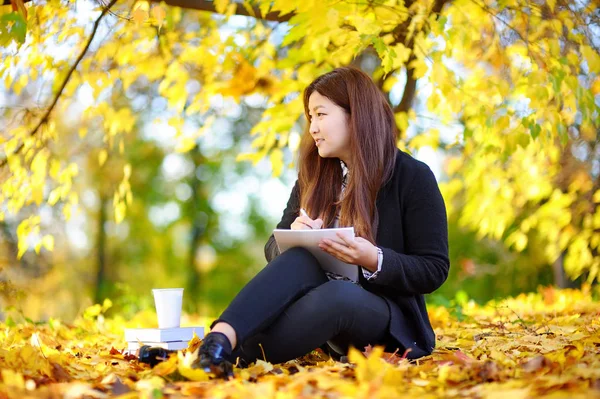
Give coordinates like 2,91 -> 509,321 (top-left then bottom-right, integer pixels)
308,91 -> 352,164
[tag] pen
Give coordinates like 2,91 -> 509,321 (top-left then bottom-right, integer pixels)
299,208 -> 313,229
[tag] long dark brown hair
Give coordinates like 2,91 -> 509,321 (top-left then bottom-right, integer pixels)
298,67 -> 398,243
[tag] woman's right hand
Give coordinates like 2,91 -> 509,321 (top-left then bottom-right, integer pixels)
291,213 -> 324,230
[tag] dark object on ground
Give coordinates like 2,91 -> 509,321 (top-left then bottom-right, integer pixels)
137,345 -> 176,367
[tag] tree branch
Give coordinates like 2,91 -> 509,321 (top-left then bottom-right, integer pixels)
392,0 -> 448,107
155,0 -> 293,22
394,55 -> 417,114
0,0 -> 118,168
1,0 -> 295,23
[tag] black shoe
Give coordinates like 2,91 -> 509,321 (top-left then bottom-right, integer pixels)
138,345 -> 177,367
195,332 -> 234,379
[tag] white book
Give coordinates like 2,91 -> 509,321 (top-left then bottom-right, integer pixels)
273,227 -> 359,282
127,340 -> 190,351
124,326 -> 204,343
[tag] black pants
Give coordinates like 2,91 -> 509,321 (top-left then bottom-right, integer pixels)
211,247 -> 391,365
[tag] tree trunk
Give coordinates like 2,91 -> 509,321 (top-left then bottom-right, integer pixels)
552,252 -> 579,288
94,195 -> 107,305
186,145 -> 204,311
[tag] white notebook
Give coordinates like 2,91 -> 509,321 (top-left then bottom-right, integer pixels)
124,326 -> 204,343
273,227 -> 359,282
127,340 -> 190,351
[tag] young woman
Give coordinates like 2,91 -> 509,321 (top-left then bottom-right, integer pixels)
196,67 -> 449,378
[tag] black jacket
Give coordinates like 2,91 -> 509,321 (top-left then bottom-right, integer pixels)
264,149 -> 450,359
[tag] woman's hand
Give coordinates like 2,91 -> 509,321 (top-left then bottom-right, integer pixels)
291,213 -> 323,230
319,232 -> 379,271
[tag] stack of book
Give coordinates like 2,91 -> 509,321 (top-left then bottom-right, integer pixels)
124,326 -> 205,354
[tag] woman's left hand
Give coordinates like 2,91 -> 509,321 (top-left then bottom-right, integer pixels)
318,232 -> 379,271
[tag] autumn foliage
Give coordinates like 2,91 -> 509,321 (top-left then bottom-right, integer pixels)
0,286 -> 598,398
1,1 -> 600,396
1,0 -> 599,287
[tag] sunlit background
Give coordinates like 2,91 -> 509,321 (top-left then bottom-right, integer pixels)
1,0 -> 594,325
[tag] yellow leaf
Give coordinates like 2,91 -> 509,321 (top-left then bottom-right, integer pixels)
17,242 -> 28,259
383,76 -> 398,92
177,350 -> 210,381
124,163 -> 132,179
114,202 -> 126,223
409,129 -> 440,149
176,137 -> 197,153
16,217 -> 38,259
151,5 -> 166,25
225,3 -> 237,16
258,0 -> 271,17
437,364 -> 451,383
352,13 -> 381,36
68,163 -> 79,176
1,369 -> 25,390
98,150 -> 108,167
152,354 -> 179,376
395,112 -> 409,132
84,303 -> 103,318
48,188 -> 61,206
214,0 -> 229,14
31,186 -> 43,206
392,43 -> 411,68
591,77 -> 600,96
41,235 -> 54,251
63,203 -> 73,220
178,365 -> 209,382
49,159 -> 61,179
507,230 -> 528,251
581,45 -> 600,73
349,345 -> 386,384
102,298 -> 113,312
13,74 -> 28,95
270,148 -> 284,177
409,57 -> 428,79
240,359 -> 274,379
132,8 -> 148,24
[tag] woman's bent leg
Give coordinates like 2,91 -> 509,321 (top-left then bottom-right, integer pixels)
230,280 -> 390,365
212,247 -> 329,346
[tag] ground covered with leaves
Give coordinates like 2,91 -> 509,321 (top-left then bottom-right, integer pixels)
1,286 -> 599,398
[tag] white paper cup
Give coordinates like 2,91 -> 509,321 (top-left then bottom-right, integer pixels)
152,288 -> 184,329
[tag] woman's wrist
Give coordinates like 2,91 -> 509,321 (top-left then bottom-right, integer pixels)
363,246 -> 379,272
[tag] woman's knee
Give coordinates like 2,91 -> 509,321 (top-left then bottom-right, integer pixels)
269,247 -> 324,276
276,247 -> 317,263
302,280 -> 364,315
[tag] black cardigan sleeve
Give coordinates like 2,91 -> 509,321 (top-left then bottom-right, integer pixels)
373,164 -> 450,295
264,180 -> 301,263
